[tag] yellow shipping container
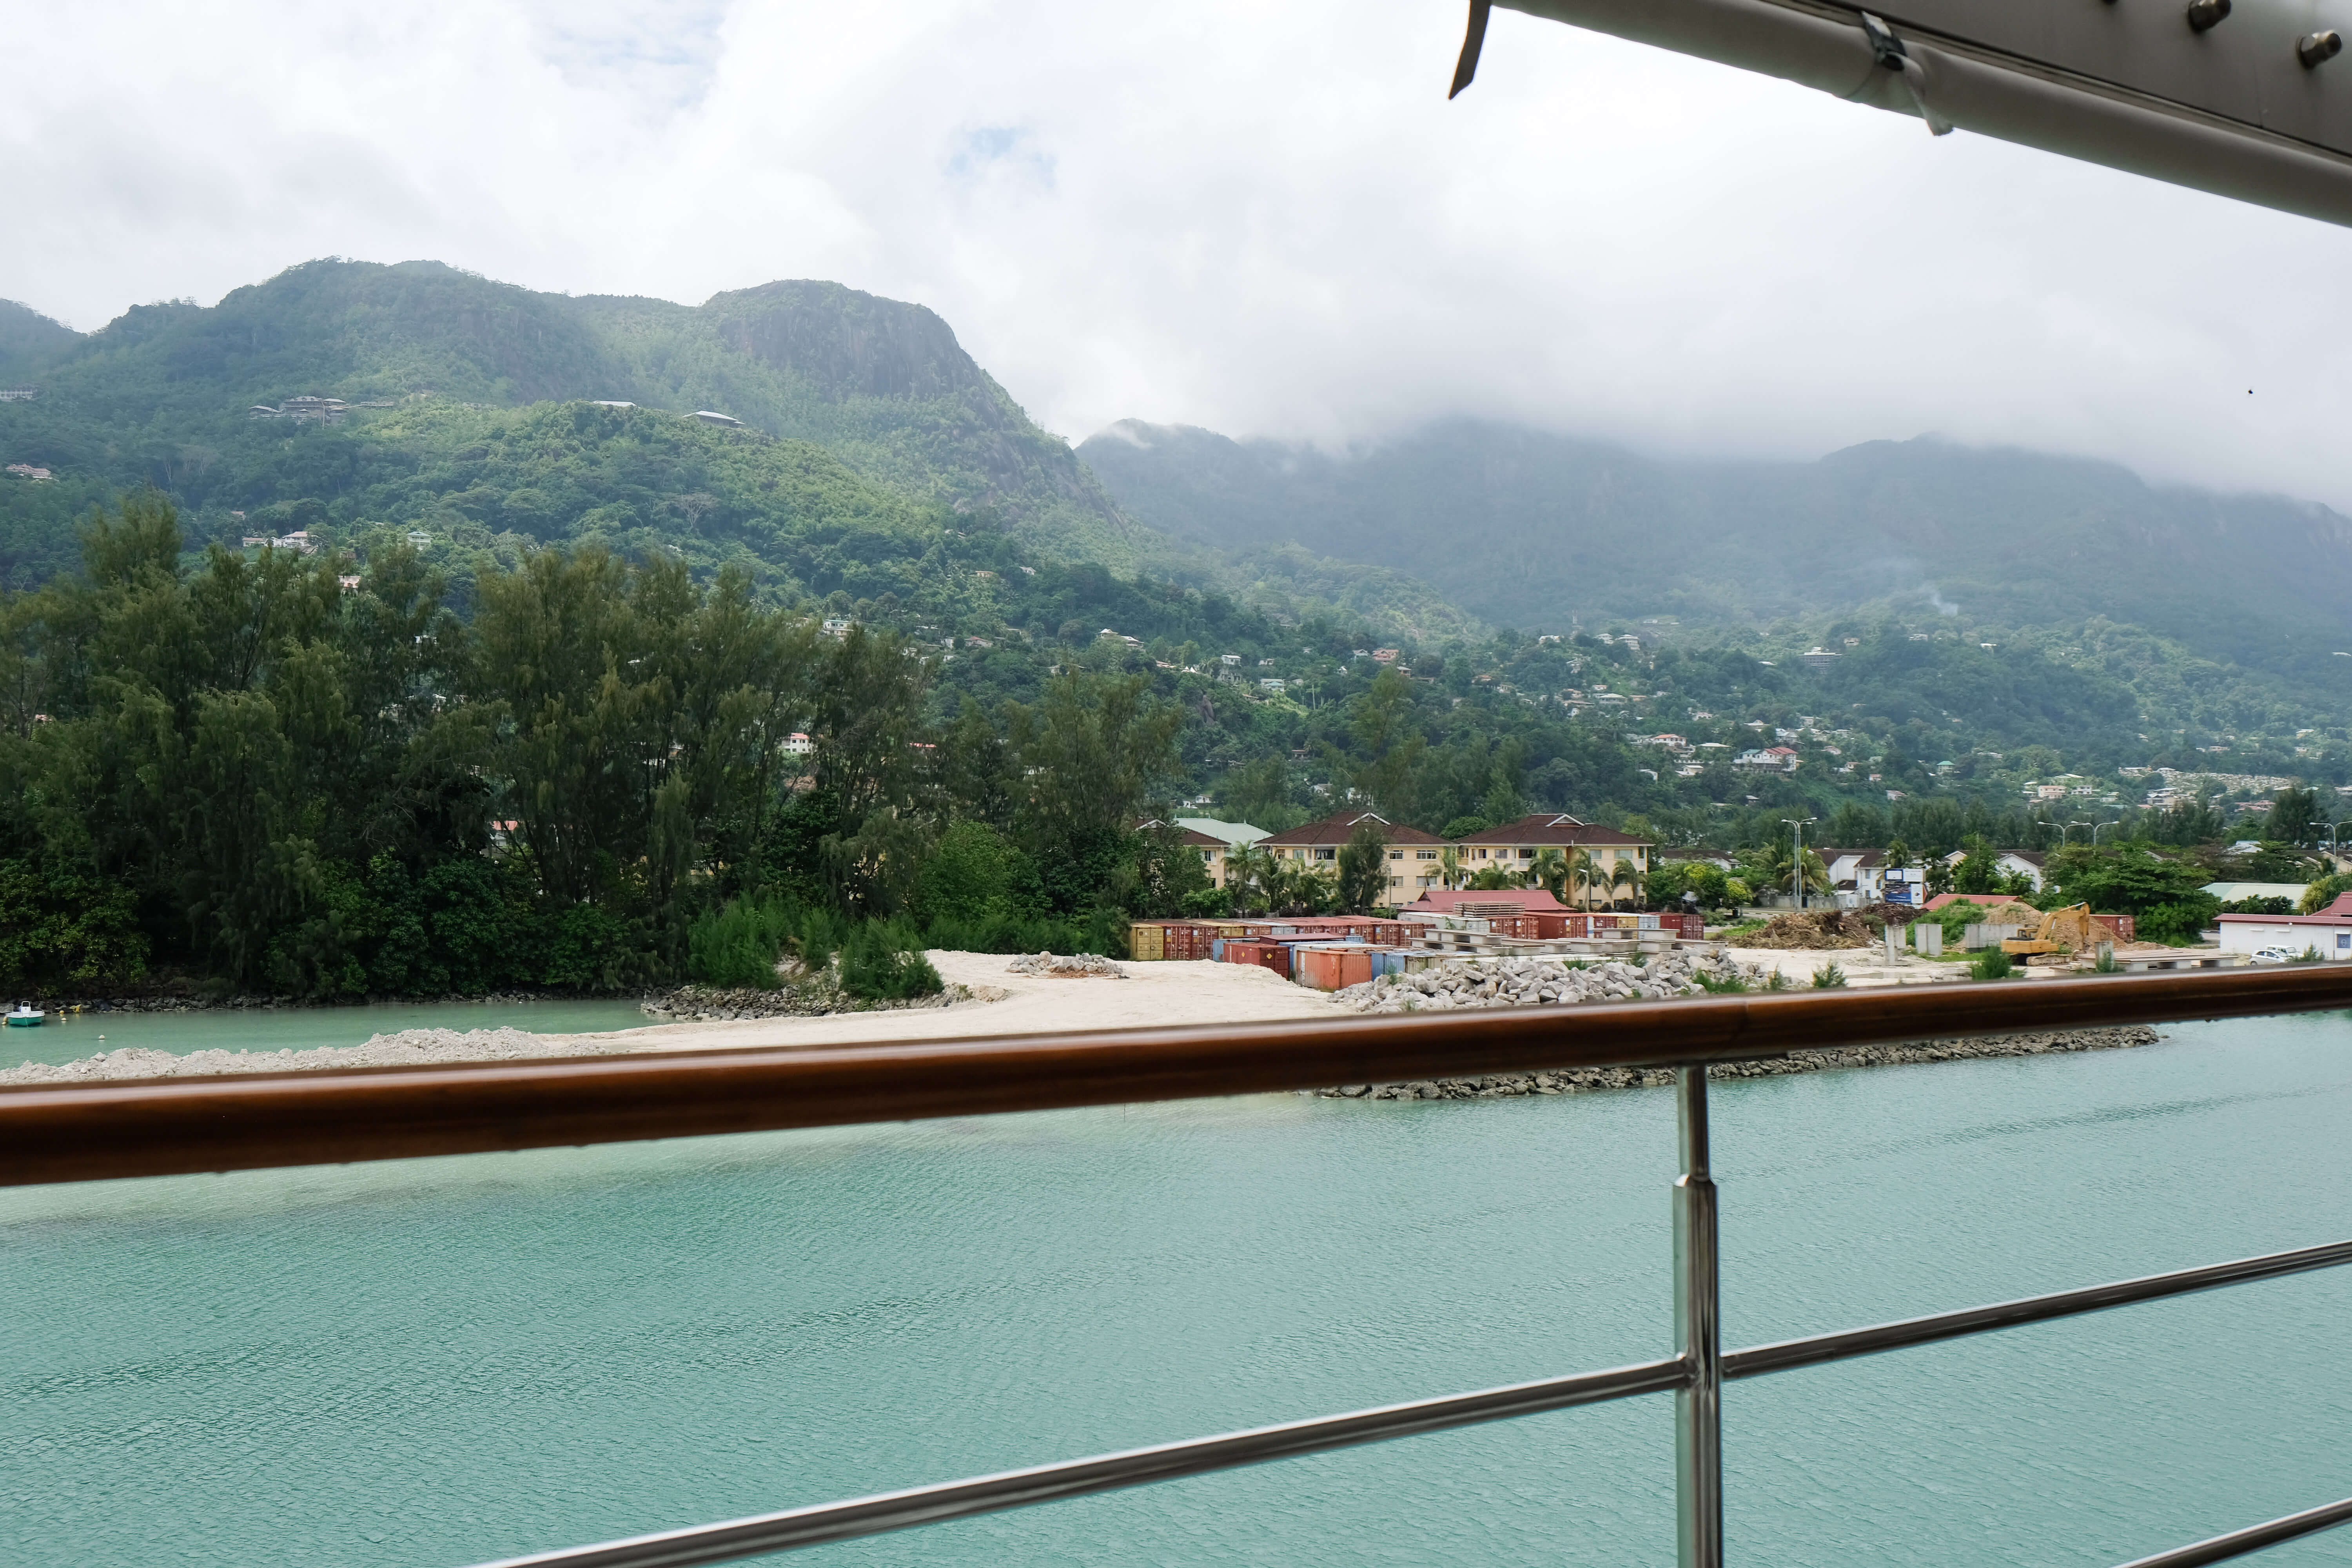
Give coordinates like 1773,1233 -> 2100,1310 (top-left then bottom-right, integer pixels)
1128,922 -> 1165,961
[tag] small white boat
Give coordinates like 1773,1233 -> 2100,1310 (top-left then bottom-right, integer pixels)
5,1003 -> 44,1028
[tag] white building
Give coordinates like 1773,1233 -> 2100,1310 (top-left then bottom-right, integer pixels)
2218,893 -> 2352,958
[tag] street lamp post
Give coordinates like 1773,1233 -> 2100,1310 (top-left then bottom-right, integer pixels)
1780,818 -> 1813,912
2092,820 -> 2122,846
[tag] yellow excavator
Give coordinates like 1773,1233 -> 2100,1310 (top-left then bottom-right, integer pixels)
2002,904 -> 2104,958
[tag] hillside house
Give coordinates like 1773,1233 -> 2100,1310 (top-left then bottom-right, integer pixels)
4,463 -> 52,481
1259,810 -> 1447,902
0,387 -> 38,401
1734,747 -> 1800,772
686,410 -> 743,426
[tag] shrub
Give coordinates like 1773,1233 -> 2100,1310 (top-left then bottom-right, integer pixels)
686,896 -> 799,989
838,919 -> 944,1000
2091,947 -> 2122,974
1764,969 -> 1791,991
1693,972 -> 1747,994
1971,947 -> 2015,980
1811,962 -> 1846,989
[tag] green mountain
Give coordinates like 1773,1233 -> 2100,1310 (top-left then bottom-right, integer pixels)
0,260 -> 1468,639
0,299 -> 77,388
1078,418 -> 2352,701
0,260 -> 1140,569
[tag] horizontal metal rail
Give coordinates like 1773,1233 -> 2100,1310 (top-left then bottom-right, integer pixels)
7,965 -> 2352,1186
469,1358 -> 1689,1568
2114,1495 -> 2352,1568
460,1238 -> 2352,1568
1722,1236 -> 2352,1381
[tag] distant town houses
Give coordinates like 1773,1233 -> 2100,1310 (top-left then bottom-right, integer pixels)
240,530 -> 319,554
248,395 -> 354,423
1733,746 -> 1800,772
0,386 -> 38,402
5,463 -> 53,481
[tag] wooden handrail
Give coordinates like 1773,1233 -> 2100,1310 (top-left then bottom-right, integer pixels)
5,966 -> 2349,1188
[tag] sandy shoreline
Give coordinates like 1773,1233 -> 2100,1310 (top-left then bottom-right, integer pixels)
0,954 -> 1343,1083
0,947 -> 2176,1086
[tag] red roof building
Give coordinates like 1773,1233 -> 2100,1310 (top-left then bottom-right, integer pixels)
1450,813 -> 1651,908
1259,810 -> 1447,902
2216,891 -> 2352,959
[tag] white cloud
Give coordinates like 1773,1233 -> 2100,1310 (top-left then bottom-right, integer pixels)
5,0 -> 2352,506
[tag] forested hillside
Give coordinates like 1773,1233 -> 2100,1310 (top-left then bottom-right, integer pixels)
1080,418 -> 2352,712
4,260 -> 2349,1002
0,260 -> 1463,635
0,260 -> 1143,571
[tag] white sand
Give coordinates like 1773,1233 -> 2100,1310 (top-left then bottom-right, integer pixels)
592,951 -> 1346,1056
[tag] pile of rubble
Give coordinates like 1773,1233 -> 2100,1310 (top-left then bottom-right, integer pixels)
1332,948 -> 1762,1013
1006,952 -> 1127,979
1737,909 -> 1879,950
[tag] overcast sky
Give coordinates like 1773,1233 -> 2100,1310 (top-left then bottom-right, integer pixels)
6,0 -> 2351,505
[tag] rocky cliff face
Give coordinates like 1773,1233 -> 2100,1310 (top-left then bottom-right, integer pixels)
703,280 -> 993,404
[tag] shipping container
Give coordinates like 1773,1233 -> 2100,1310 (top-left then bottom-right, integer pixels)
1129,922 -> 1166,962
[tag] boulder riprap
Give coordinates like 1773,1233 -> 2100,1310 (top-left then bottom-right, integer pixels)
1006,952 -> 1127,978
1334,949 -> 1759,1013
1316,1026 -> 2161,1101
641,980 -> 984,1022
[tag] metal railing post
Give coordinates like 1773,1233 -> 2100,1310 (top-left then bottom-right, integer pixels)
1674,1063 -> 1724,1568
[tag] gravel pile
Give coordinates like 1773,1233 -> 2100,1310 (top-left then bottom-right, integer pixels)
1006,952 -> 1127,978
0,1025 -> 648,1086
1334,949 -> 1759,1013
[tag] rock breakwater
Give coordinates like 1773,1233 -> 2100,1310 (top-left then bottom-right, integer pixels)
640,980 -> 996,1022
1316,1026 -> 2162,1100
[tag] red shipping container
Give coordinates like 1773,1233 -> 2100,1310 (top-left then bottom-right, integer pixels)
2091,913 -> 2137,942
1227,942 -> 1291,977
1296,947 -> 1346,991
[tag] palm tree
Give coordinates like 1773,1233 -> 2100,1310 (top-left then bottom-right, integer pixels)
1438,844 -> 1465,891
1776,848 -> 1830,902
1568,849 -> 1606,910
1528,846 -> 1570,902
1612,857 -> 1644,909
1225,843 -> 1274,914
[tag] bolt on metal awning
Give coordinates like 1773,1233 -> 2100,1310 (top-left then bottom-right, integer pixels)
1458,0 -> 2352,228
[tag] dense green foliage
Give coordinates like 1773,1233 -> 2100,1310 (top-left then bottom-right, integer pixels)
2036,847 -> 2221,944
0,501 -> 1203,997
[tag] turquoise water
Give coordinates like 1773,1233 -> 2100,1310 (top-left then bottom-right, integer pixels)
3,998 -> 654,1067
4,1015 -> 2351,1566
